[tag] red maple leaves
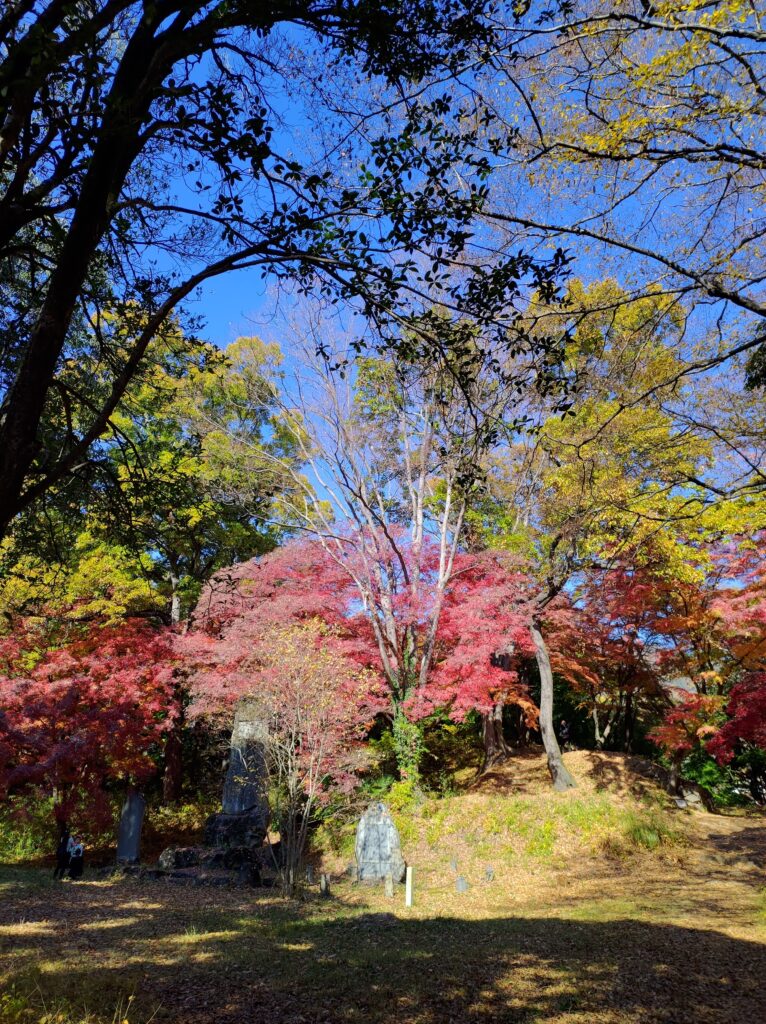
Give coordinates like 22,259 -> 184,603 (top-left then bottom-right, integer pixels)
0,619 -> 177,824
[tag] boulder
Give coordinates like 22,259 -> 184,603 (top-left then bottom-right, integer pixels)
158,846 -> 202,870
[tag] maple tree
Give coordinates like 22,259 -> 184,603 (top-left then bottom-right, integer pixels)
708,673 -> 766,767
0,618 -> 177,827
546,567 -> 667,753
424,550 -> 539,769
182,539 -> 541,780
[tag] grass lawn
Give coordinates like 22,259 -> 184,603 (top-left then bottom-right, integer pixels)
2,753 -> 765,1024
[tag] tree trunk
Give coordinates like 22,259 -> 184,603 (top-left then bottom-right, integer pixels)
623,691 -> 634,754
481,701 -> 511,772
162,724 -> 183,804
530,622 -> 577,791
667,755 -> 683,795
592,705 -> 604,749
169,570 -> 181,626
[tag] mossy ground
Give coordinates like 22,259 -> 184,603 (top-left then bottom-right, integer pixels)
1,750 -> 765,1024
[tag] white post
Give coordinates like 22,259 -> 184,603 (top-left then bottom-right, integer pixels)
405,865 -> 413,908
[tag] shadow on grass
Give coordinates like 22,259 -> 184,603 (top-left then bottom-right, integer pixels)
2,875 -> 765,1024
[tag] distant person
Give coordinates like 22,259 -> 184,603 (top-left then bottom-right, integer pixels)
68,839 -> 85,880
53,826 -> 72,880
559,719 -> 571,750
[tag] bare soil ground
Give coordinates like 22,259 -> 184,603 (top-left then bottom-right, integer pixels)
1,751 -> 765,1024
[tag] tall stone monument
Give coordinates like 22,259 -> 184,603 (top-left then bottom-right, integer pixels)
204,700 -> 270,849
116,790 -> 146,864
355,802 -> 406,883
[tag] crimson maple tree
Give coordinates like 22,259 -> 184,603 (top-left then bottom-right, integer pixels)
0,619 -> 178,827
181,540 -> 539,775
707,672 -> 766,768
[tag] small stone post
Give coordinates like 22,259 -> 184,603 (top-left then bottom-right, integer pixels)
319,872 -> 330,897
384,872 -> 394,898
405,865 -> 413,907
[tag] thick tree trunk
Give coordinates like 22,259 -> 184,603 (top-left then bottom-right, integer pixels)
667,755 -> 683,795
481,701 -> 511,772
530,622 -> 577,791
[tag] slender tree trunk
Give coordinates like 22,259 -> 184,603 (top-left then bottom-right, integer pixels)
623,691 -> 634,754
530,622 -> 577,791
481,701 -> 511,772
667,752 -> 685,795
592,705 -> 604,749
168,569 -> 181,626
162,722 -> 183,804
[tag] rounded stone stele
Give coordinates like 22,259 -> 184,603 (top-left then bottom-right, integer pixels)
355,802 -> 406,883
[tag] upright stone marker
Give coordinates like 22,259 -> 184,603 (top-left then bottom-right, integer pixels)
355,802 -> 406,883
204,700 -> 270,849
221,700 -> 269,814
116,790 -> 145,864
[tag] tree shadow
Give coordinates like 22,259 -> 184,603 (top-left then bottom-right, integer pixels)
2,880 -> 765,1023
578,750 -> 666,800
704,824 -> 766,870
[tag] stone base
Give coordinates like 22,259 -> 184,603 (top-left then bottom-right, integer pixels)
203,807 -> 268,849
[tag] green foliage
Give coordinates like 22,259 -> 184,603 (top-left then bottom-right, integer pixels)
0,796 -> 55,863
391,712 -> 424,782
621,808 -> 682,853
311,817 -> 356,859
525,820 -> 557,860
387,779 -> 422,814
144,798 -> 219,845
681,749 -> 749,808
359,774 -> 396,802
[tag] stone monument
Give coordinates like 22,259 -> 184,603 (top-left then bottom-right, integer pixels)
157,702 -> 270,882
355,802 -> 406,883
204,700 -> 270,849
116,790 -> 146,865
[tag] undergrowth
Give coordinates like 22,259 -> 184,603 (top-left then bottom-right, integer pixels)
0,987 -> 145,1024
394,787 -> 685,868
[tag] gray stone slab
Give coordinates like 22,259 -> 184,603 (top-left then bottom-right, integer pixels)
116,791 -> 145,865
355,802 -> 406,883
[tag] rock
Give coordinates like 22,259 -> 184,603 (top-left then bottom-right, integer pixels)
158,846 -> 202,870
355,803 -> 406,883
674,798 -> 688,810
484,866 -> 495,882
222,846 -> 255,870
203,807 -> 268,849
456,875 -> 470,893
